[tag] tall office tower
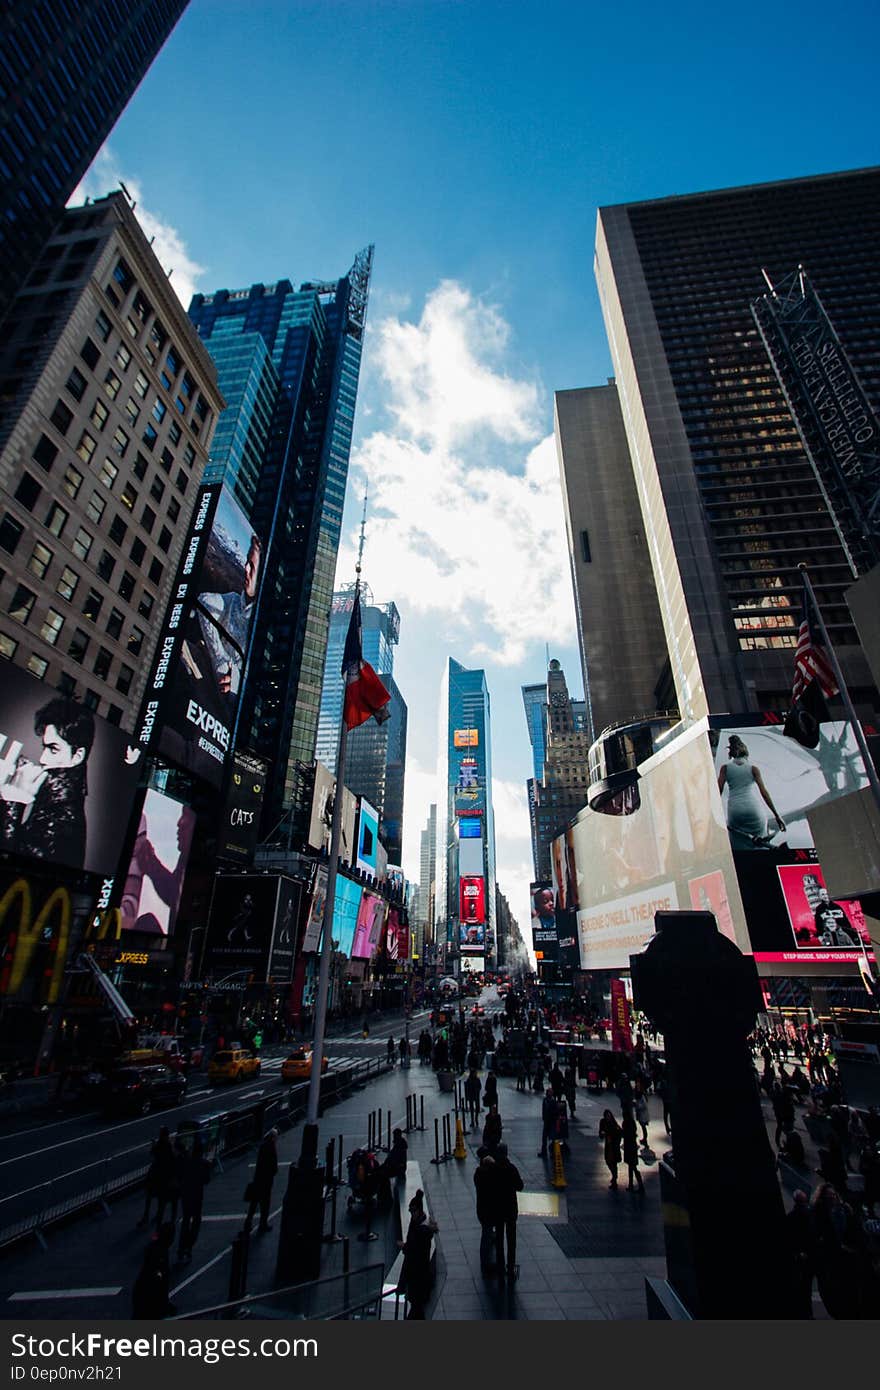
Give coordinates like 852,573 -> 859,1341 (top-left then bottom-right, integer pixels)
521,682 -> 547,781
555,383 -> 669,739
438,658 -> 497,974
419,803 -> 437,950
0,193 -> 222,728
0,1 -> 189,326
595,168 -> 880,723
533,660 -> 591,880
315,587 -> 400,763
188,249 -> 373,828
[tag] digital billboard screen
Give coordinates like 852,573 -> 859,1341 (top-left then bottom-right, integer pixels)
267,876 -> 301,983
352,888 -> 386,959
453,729 -> 479,748
121,788 -> 195,938
459,819 -> 481,839
330,875 -> 362,959
218,749 -> 268,863
0,661 -> 142,878
384,906 -> 409,963
530,881 -> 558,960
203,874 -> 281,979
301,864 -> 327,953
356,798 -> 379,876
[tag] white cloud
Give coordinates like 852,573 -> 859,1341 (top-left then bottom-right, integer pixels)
68,145 -> 206,311
341,281 -> 576,666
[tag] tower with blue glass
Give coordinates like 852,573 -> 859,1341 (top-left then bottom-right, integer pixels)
188,248 -> 373,831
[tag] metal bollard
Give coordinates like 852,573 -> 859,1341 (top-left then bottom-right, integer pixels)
388,1109 -> 392,1147
378,1108 -> 383,1150
431,1115 -> 441,1165
442,1112 -> 451,1158
337,1134 -> 344,1185
420,1095 -> 425,1131
342,1235 -> 350,1274
228,1228 -> 250,1302
324,1138 -> 335,1188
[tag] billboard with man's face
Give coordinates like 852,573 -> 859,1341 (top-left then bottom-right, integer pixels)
0,661 -> 142,878
147,484 -> 263,789
120,788 -> 195,937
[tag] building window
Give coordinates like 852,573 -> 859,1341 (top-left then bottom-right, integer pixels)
111,426 -> 129,457
118,571 -> 135,601
106,704 -> 122,726
120,483 -> 137,512
45,502 -> 69,537
151,398 -> 166,425
159,447 -> 173,475
175,469 -> 188,495
14,473 -> 41,511
94,309 -> 112,342
149,320 -> 167,355
50,399 -> 73,435
113,258 -> 134,294
580,530 -> 592,563
137,591 -> 154,620
56,567 -> 78,602
8,584 -> 36,624
75,430 -> 96,464
116,664 -> 134,695
56,672 -> 76,697
127,626 -> 144,657
157,525 -> 172,553
96,549 -> 115,581
27,541 -> 52,579
32,434 -> 58,471
130,537 -> 146,565
93,646 -> 112,679
0,513 -> 24,554
150,475 -> 165,502
82,587 -> 103,622
125,317 -> 139,340
142,423 -> 158,452
80,336 -> 100,370
134,370 -> 149,399
40,608 -> 63,644
85,489 -> 105,524
27,653 -> 48,680
140,504 -> 156,534
133,451 -> 148,481
104,285 -> 119,309
71,526 -> 91,560
168,421 -> 182,447
106,607 -> 124,639
67,627 -> 89,663
98,457 -> 118,489
65,366 -> 87,401
0,632 -> 18,660
124,396 -> 140,427
108,515 -> 127,545
167,496 -> 180,523
133,290 -> 151,323
148,558 -> 163,586
62,463 -> 83,499
114,342 -> 131,372
90,398 -> 109,432
103,368 -> 121,400
183,442 -> 195,468
82,689 -> 100,712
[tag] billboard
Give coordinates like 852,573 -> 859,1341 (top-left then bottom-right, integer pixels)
458,833 -> 483,877
329,875 -> 362,959
307,761 -> 357,866
453,729 -> 479,748
120,788 -> 195,938
352,889 -> 386,959
0,661 -> 142,878
146,484 -> 263,788
356,798 -> 379,876
459,818 -> 481,839
301,864 -> 327,953
530,881 -> 558,960
267,876 -> 301,984
218,749 -> 268,863
461,954 -> 484,974
384,905 -> 409,963
460,874 -> 485,952
203,874 -> 281,979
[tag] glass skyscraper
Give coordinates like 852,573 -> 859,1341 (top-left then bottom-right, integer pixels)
188,249 -> 373,829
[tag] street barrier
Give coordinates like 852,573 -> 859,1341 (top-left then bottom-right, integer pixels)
0,1052 -> 393,1252
171,1262 -> 386,1321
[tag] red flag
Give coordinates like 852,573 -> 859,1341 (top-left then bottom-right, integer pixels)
342,590 -> 391,730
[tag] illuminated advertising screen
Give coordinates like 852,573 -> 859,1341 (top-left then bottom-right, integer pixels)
352,888 -> 386,959
267,876 -> 301,983
384,906 -> 409,962
531,880 -> 558,961
301,865 -> 327,953
461,954 -> 484,974
712,718 -> 875,966
458,834 -> 483,876
148,484 -> 263,789
561,722 -> 750,971
218,749 -> 268,863
459,819 -> 481,839
203,874 -> 281,979
121,788 -> 195,937
460,874 -> 486,952
330,875 -> 362,958
356,798 -> 379,876
0,661 -> 142,878
453,729 -> 479,748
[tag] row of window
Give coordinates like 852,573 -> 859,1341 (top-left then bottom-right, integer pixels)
3,577 -> 135,695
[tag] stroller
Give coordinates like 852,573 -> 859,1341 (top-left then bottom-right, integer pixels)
346,1148 -> 382,1211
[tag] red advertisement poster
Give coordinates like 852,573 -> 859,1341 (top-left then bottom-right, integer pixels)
459,875 -> 486,926
688,869 -> 736,943
776,863 -> 872,959
610,978 -> 633,1053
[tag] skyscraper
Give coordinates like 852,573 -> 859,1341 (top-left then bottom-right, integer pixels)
533,660 -> 591,881
0,1 -> 189,325
594,167 -> 880,723
438,658 -> 497,974
418,803 -> 437,953
0,192 -> 223,728
555,383 -> 669,737
188,249 -> 373,829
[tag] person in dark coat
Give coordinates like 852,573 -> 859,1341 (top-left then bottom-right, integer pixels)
622,1112 -> 644,1192
138,1127 -> 177,1231
464,1069 -> 482,1129
381,1128 -> 408,1179
481,1104 -> 503,1156
176,1136 -> 211,1263
563,1063 -> 577,1115
599,1109 -> 623,1189
494,1143 -> 524,1280
397,1189 -> 437,1319
132,1223 -> 176,1319
246,1128 -> 279,1233
539,1089 -> 558,1158
549,1063 -> 564,1102
473,1154 -> 500,1275
616,1070 -> 634,1116
786,1190 -> 815,1319
387,1037 -> 396,1066
482,1070 -> 498,1111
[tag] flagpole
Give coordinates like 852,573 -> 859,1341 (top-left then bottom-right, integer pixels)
799,564 -> 880,820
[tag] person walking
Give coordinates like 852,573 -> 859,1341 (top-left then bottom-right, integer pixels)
563,1063 -> 577,1116
516,1058 -> 528,1093
634,1080 -> 650,1146
599,1109 -> 623,1189
549,1062 -> 564,1102
786,1190 -> 816,1319
474,1153 -> 500,1276
176,1137 -> 211,1264
482,1069 -> 498,1112
132,1223 -> 176,1319
397,1189 -> 437,1319
245,1128 -> 279,1233
387,1036 -> 396,1067
622,1111 -> 644,1193
464,1068 -> 482,1130
481,1103 -> 503,1157
772,1081 -> 796,1148
494,1143 -> 524,1282
399,1035 -> 410,1065
539,1088 -> 558,1158
138,1127 -> 177,1231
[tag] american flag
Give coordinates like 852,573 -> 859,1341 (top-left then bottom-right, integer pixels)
792,578 -> 838,703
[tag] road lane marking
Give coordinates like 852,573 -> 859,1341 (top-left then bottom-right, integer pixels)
169,1203 -> 283,1297
8,1288 -> 122,1302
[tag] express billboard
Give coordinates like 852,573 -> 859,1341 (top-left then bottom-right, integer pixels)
218,749 -> 268,863
0,661 -> 142,878
120,788 -> 195,938
143,484 -> 263,789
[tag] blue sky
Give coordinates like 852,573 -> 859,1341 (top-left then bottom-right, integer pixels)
74,0 -> 880,928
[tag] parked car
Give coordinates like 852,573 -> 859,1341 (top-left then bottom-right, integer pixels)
208,1048 -> 261,1084
280,1048 -> 329,1082
103,1066 -> 187,1116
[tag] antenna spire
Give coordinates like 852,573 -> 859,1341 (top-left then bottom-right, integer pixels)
355,486 -> 368,588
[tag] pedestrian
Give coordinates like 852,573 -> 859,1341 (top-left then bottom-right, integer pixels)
482,1103 -> 503,1156
464,1068 -> 482,1130
563,1063 -> 577,1115
634,1080 -> 650,1146
482,1070 -> 498,1112
810,1182 -> 853,1319
397,1189 -> 437,1319
616,1069 -> 634,1115
516,1058 -> 527,1093
494,1143 -> 524,1282
132,1223 -> 176,1319
533,1062 -> 545,1094
622,1111 -> 644,1192
138,1127 -> 177,1231
387,1036 -> 396,1066
245,1128 -> 279,1233
549,1062 -> 564,1102
176,1137 -> 211,1264
398,1035 -> 409,1064
599,1109 -> 623,1189
786,1190 -> 815,1319
654,1073 -> 672,1135
474,1154 -> 500,1276
539,1088 -> 558,1158
772,1081 -> 796,1148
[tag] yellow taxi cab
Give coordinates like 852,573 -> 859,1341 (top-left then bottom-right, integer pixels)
208,1048 -> 261,1084
280,1048 -> 329,1082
